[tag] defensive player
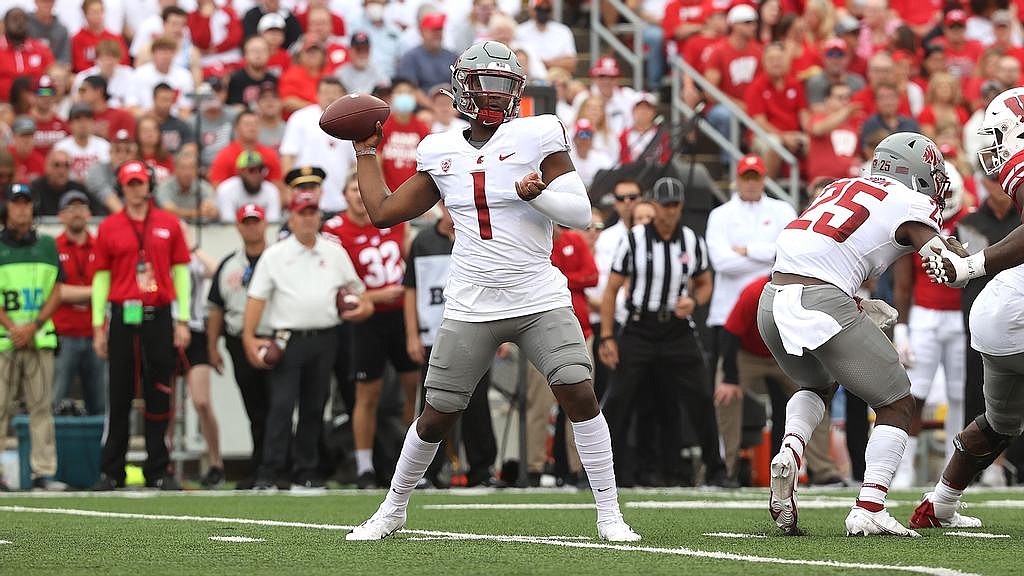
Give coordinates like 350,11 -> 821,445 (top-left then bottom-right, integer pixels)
344,41 -> 640,542
913,87 -> 1024,528
758,132 -> 956,537
891,163 -> 968,489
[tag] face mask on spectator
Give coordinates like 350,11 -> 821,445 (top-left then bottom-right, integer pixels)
393,93 -> 417,113
366,3 -> 385,21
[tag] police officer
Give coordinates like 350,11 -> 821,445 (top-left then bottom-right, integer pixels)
207,203 -> 273,490
0,183 -> 65,491
598,177 -> 730,487
91,161 -> 192,491
243,190 -> 373,490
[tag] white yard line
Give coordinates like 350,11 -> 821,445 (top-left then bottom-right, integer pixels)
943,532 -> 1011,539
423,503 -> 595,510
208,536 -> 265,543
0,540 -> 11,544
703,532 -> 768,539
627,498 -> 905,509
0,505 -> 978,576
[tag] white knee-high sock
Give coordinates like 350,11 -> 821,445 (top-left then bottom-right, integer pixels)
782,390 -> 826,464
572,412 -> 622,524
382,420 -> 439,514
857,424 -> 909,510
893,436 -> 918,488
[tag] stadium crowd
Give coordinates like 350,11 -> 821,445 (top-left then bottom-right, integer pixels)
0,0 -> 1022,491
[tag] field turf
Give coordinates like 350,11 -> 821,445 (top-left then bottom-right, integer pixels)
1,487 -> 1021,575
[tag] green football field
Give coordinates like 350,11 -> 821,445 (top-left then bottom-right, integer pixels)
1,487 -> 1021,575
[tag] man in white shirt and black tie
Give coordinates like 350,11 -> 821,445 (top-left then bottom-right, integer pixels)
598,177 -> 731,487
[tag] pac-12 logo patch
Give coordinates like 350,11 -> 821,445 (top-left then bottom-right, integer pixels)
441,159 -> 451,173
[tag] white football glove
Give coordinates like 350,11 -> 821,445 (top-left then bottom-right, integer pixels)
860,298 -> 898,330
892,323 -> 914,368
921,250 -> 986,289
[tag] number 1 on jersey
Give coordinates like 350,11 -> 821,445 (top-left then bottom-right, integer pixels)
473,171 -> 493,240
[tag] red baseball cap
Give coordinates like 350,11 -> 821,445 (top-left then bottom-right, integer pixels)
590,56 -> 621,78
420,12 -> 446,30
289,190 -> 320,212
945,9 -> 968,27
736,154 -> 766,177
118,161 -> 150,186
236,203 -> 266,223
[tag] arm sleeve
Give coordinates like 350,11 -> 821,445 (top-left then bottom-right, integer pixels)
720,328 -> 741,384
528,171 -> 592,229
91,270 -> 110,327
402,240 -> 419,288
172,264 -> 191,322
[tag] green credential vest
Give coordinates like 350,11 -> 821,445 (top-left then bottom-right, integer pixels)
0,233 -> 60,351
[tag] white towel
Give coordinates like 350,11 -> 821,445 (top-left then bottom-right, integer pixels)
770,284 -> 842,356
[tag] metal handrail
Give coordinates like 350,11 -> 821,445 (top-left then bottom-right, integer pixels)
669,55 -> 801,207
589,0 -> 645,90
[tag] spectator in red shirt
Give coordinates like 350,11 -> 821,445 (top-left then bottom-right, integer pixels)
136,115 -> 174,184
294,7 -> 348,75
936,9 -> 984,81
279,38 -> 326,116
746,44 -> 809,177
995,55 -> 1022,97
379,80 -> 431,191
296,0 -> 345,37
52,190 -> 106,415
662,0 -> 705,59
618,93 -> 670,165
9,116 -> 46,184
680,2 -> 728,109
70,0 -> 129,73
258,13 -> 293,78
851,52 -> 915,119
31,75 -> 69,156
990,10 -> 1024,65
0,7 -> 55,101
189,0 -> 244,65
917,71 -> 969,140
209,110 -> 284,189
704,4 -> 762,158
806,83 -> 862,182
834,14 -> 868,78
890,0 -> 943,38
776,13 -> 821,81
76,75 -> 134,142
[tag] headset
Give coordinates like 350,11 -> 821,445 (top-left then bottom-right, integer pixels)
112,161 -> 158,201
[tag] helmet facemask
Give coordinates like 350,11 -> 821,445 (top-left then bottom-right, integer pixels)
977,127 -> 1007,175
453,68 -> 524,126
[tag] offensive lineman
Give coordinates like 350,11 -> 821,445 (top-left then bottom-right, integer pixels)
759,132 -> 958,537
344,41 -> 640,542
913,86 -> 1024,528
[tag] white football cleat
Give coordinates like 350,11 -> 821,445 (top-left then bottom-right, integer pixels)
769,448 -> 799,535
346,507 -> 407,541
597,517 -> 642,542
846,506 -> 921,537
908,492 -> 983,529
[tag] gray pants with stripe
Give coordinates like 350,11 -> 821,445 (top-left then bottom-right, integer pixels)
981,352 -> 1024,436
756,283 -> 910,408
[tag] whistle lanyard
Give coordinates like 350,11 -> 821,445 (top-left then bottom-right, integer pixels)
129,210 -> 150,263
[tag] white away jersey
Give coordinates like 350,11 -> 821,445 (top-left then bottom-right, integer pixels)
416,114 -> 573,321
773,176 -> 941,295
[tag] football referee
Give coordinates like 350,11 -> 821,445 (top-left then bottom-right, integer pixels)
91,161 -> 192,491
598,177 -> 729,487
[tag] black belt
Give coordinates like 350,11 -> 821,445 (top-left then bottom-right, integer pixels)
629,309 -> 678,324
110,303 -> 170,321
284,327 -> 334,338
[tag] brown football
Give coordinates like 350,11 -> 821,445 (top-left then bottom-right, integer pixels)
258,341 -> 283,367
319,93 -> 390,141
337,287 -> 360,314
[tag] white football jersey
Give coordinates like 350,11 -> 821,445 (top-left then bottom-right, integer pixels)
416,114 -> 574,322
773,176 -> 941,296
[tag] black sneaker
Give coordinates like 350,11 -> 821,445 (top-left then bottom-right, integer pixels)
200,467 -> 225,489
235,477 -> 256,490
146,475 -> 183,491
252,477 -> 278,491
705,469 -> 739,489
91,474 -> 121,491
292,477 -> 327,493
356,471 -> 378,489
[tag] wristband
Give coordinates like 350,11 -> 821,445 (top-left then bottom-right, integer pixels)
355,147 -> 377,157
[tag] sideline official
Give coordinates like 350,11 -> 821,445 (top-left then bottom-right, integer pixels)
599,177 -> 730,487
243,191 -> 373,490
91,161 -> 192,491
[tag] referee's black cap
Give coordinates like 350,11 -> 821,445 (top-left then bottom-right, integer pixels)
651,177 -> 684,205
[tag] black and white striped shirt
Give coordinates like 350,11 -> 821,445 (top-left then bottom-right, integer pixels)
611,223 -> 710,315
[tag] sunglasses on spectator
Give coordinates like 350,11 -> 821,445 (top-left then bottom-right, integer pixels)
825,49 -> 846,58
242,166 -> 264,174
51,162 -> 71,168
614,193 -> 640,202
576,130 -> 594,139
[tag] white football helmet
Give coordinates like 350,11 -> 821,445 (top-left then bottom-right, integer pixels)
941,160 -> 963,221
977,87 -> 1024,174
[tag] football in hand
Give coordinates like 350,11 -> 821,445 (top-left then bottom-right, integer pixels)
337,287 -> 360,314
319,94 -> 390,141
258,341 -> 283,367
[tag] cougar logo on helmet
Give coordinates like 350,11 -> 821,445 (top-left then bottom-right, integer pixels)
922,144 -> 940,168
